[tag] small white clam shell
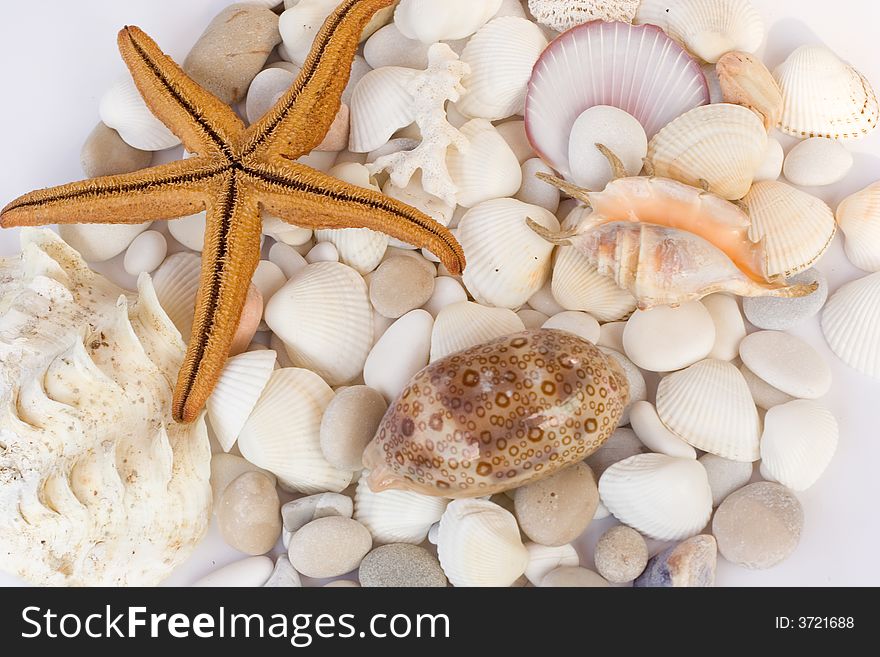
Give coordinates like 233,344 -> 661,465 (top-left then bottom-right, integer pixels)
774,45 -> 879,140
394,0 -> 503,44
598,454 -> 713,541
821,271 -> 880,379
528,0 -> 641,32
656,359 -> 761,462
430,301 -> 525,362
437,498 -> 529,587
264,262 -> 373,386
760,400 -> 838,491
238,368 -> 352,494
354,471 -> 449,544
783,137 -> 853,187
99,77 -> 180,151
349,66 -> 417,153
150,252 -> 201,342
457,17 -> 548,121
523,542 -> 580,586
447,119 -> 522,208
207,350 -> 277,453
646,103 -> 767,200
835,181 -> 880,272
458,198 -> 559,308
744,180 -> 836,278
568,106 -> 648,192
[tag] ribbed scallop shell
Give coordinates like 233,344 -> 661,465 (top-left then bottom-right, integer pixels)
551,208 -> 637,322
459,198 -> 559,309
150,252 -> 201,342
644,0 -> 765,64
206,350 -> 277,453
760,400 -> 838,491
525,20 -> 709,178
745,180 -> 836,278
354,472 -> 449,544
446,119 -> 523,208
437,499 -> 529,587
836,182 -> 880,272
599,454 -> 713,541
773,45 -> 879,139
656,359 -> 760,462
314,228 -> 389,274
99,77 -> 181,151
528,0 -> 641,32
646,104 -> 767,200
394,0 -> 503,44
349,66 -> 417,153
457,17 -> 548,121
264,262 -> 373,385
430,301 -> 526,362
821,271 -> 880,379
237,368 -> 352,494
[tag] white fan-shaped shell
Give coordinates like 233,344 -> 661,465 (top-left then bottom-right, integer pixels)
836,181 -> 880,272
598,453 -> 713,541
458,198 -> 559,309
647,104 -> 767,200
745,180 -> 836,278
349,66 -> 417,153
206,350 -> 277,453
150,252 -> 201,342
773,45 -> 879,139
551,208 -> 637,322
354,472 -> 449,544
437,499 -> 529,587
649,0 -> 765,64
656,359 -> 761,462
760,400 -> 838,491
99,77 -> 180,151
528,0 -> 641,32
430,300 -> 526,362
238,368 -> 352,494
264,262 -> 373,385
446,119 -> 522,208
394,0 -> 503,44
457,17 -> 548,121
822,271 -> 880,379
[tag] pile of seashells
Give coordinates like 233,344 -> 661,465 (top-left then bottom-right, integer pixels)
3,0 -> 880,587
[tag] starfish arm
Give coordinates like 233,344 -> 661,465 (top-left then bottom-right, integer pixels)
118,26 -> 244,158
173,171 -> 263,423
242,0 -> 395,161
246,162 -> 466,275
0,158 -> 223,228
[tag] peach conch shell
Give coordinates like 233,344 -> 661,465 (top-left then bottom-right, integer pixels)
0,229 -> 211,586
363,329 -> 629,498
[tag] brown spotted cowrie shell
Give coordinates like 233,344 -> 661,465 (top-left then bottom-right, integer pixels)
362,329 -> 629,498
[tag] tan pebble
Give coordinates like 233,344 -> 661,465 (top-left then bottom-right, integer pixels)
358,544 -> 447,587
585,427 -> 648,479
229,284 -> 263,356
324,579 -> 360,587
288,516 -> 373,578
316,104 -> 350,152
594,525 -> 649,583
184,4 -> 281,104
370,256 -> 436,318
514,462 -> 598,546
320,385 -> 388,470
699,453 -> 754,506
81,122 -> 151,178
218,472 -> 282,555
539,566 -> 609,587
210,453 -> 277,506
712,482 -> 803,569
517,308 -> 549,329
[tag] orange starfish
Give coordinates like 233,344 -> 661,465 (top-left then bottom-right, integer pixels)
0,0 -> 466,424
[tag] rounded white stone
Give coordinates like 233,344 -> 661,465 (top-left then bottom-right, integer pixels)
568,106 -> 647,190
363,309 -> 433,402
192,556 -> 274,587
754,137 -> 784,182
59,223 -> 152,263
623,302 -> 716,372
783,137 -> 853,187
597,321 -> 626,353
423,276 -> 468,316
123,230 -> 167,275
515,158 -> 561,213
364,23 -> 430,69
252,260 -> 287,303
542,311 -> 600,343
518,308 -> 550,329
269,241 -> 308,279
629,400 -> 697,459
495,120 -> 535,164
528,280 -> 565,316
168,212 -> 206,251
701,294 -> 746,361
739,331 -> 832,399
306,241 -> 340,263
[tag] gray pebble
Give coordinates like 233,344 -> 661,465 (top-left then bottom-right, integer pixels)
320,385 -> 388,470
585,427 -> 648,478
263,555 -> 302,588
743,268 -> 828,330
81,122 -> 151,178
370,256 -> 436,319
594,525 -> 649,583
699,453 -> 754,506
359,544 -> 448,587
634,535 -> 717,587
288,517 -> 373,578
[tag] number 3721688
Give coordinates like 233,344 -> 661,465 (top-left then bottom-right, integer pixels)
776,617 -> 855,629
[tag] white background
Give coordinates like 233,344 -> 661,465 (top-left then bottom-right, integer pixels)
1,0 -> 879,586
